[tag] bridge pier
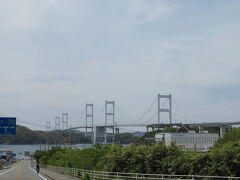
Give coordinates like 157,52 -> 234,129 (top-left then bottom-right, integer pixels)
93,126 -> 106,144
220,126 -> 226,138
147,126 -> 156,132
199,125 -> 204,133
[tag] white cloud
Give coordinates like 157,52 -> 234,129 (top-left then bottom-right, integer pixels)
125,0 -> 175,24
0,0 -> 54,31
140,4 -> 173,23
0,0 -> 240,129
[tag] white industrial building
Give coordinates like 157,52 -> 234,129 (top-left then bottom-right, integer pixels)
155,133 -> 219,152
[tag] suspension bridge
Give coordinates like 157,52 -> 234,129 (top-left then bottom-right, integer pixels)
42,93 -> 240,144
10,93 -> 240,144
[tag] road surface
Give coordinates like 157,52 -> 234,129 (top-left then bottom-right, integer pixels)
0,161 -> 48,180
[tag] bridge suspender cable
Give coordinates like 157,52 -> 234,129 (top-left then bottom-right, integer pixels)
172,97 -> 193,124
78,108 -> 85,126
133,96 -> 158,123
141,98 -> 169,124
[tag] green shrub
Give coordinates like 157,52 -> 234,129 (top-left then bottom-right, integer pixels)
34,128 -> 240,177
82,174 -> 90,180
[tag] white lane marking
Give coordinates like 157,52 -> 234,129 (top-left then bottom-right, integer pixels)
0,166 -> 17,176
28,166 -> 48,180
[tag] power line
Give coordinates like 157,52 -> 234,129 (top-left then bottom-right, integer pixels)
0,113 -> 8,116
2,114 -> 51,130
17,118 -> 46,128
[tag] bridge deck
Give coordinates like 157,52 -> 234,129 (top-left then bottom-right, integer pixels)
65,121 -> 240,131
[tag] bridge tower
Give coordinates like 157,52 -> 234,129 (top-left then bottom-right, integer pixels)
158,94 -> 172,125
62,113 -> 68,130
54,116 -> 61,145
55,116 -> 61,130
104,101 -> 115,143
85,103 -> 94,137
46,121 -> 51,131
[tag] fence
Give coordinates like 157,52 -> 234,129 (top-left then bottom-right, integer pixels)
38,164 -> 240,180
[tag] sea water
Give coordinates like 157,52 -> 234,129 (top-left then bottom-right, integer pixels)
0,144 -> 92,159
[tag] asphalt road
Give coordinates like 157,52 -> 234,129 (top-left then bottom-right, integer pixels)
0,161 -> 48,180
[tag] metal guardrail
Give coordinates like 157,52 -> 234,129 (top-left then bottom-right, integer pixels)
37,164 -> 240,180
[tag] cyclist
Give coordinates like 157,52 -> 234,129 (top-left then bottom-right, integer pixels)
36,162 -> 40,174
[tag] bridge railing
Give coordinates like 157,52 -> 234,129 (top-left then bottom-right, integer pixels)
40,164 -> 240,180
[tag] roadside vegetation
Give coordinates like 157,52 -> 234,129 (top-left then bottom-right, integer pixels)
34,128 -> 240,176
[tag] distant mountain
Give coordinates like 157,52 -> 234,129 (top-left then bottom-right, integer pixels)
0,125 -> 91,145
131,131 -> 145,137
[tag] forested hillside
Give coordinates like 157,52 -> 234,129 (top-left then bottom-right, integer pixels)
0,125 -> 140,144
0,125 -> 91,144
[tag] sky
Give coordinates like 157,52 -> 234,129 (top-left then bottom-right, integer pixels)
0,0 -> 240,131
